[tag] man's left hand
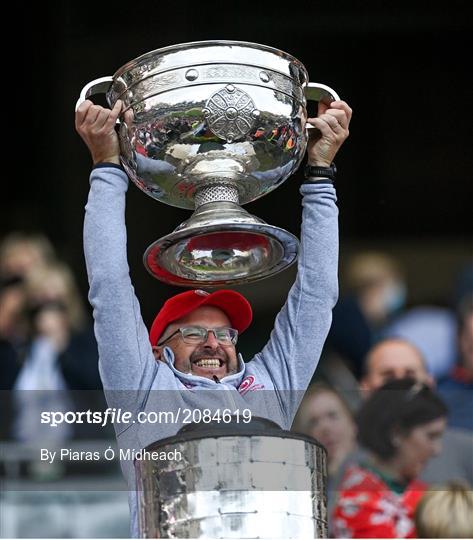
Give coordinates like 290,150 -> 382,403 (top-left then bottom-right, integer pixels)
306,100 -> 352,167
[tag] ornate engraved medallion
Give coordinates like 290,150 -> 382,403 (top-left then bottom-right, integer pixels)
203,84 -> 260,142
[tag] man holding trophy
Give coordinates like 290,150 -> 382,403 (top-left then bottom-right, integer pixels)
75,41 -> 351,537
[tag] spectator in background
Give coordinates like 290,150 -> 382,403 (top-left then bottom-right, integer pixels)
24,260 -> 86,337
360,338 -> 433,395
361,337 -> 473,486
0,232 -> 55,277
382,261 -> 473,380
332,378 -> 447,538
415,482 -> 473,538
0,232 -> 56,345
437,297 -> 473,431
0,232 -> 58,439
292,383 -> 357,514
1,262 -> 104,441
382,307 -> 457,378
327,252 -> 406,377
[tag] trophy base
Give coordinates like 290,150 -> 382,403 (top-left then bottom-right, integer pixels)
143,202 -> 299,287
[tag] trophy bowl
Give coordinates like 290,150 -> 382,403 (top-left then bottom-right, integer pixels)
77,40 -> 339,286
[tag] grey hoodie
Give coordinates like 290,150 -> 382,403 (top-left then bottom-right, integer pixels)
83,165 -> 339,536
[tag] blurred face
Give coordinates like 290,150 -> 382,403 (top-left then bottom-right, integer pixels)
363,340 -> 432,394
154,306 -> 239,380
459,314 -> 473,373
395,417 -> 446,480
1,243 -> 44,277
301,391 -> 356,464
359,277 -> 405,323
29,273 -> 68,304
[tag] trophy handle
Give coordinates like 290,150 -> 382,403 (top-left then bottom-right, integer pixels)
75,76 -> 114,111
305,83 -> 340,131
305,82 -> 340,104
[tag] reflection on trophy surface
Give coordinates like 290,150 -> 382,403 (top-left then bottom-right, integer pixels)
78,41 -> 339,286
135,419 -> 328,538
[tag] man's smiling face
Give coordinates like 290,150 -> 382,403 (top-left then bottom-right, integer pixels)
153,306 -> 239,380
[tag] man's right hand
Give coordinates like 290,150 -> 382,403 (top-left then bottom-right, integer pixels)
75,99 -> 122,165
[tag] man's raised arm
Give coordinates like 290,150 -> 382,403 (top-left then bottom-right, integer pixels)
76,100 -> 156,408
251,100 -> 352,424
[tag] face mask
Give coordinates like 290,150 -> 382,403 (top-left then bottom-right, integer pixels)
383,282 -> 406,314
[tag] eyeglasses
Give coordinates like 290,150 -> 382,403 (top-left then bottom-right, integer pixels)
157,326 -> 238,347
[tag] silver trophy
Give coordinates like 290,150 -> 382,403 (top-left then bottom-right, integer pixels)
135,419 -> 328,538
77,40 -> 339,286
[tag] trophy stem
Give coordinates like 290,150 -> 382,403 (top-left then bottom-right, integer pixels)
194,183 -> 240,209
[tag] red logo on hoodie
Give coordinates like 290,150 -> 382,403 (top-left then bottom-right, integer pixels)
238,375 -> 264,395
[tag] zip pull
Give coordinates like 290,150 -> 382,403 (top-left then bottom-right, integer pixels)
213,375 -> 221,384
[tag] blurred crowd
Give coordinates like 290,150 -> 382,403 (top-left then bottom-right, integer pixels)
1,232 -> 472,537
294,251 -> 473,537
0,232 -> 106,442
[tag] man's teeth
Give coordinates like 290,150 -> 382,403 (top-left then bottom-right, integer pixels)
194,359 -> 221,368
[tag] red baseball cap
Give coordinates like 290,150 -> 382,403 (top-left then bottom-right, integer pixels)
149,289 -> 253,346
